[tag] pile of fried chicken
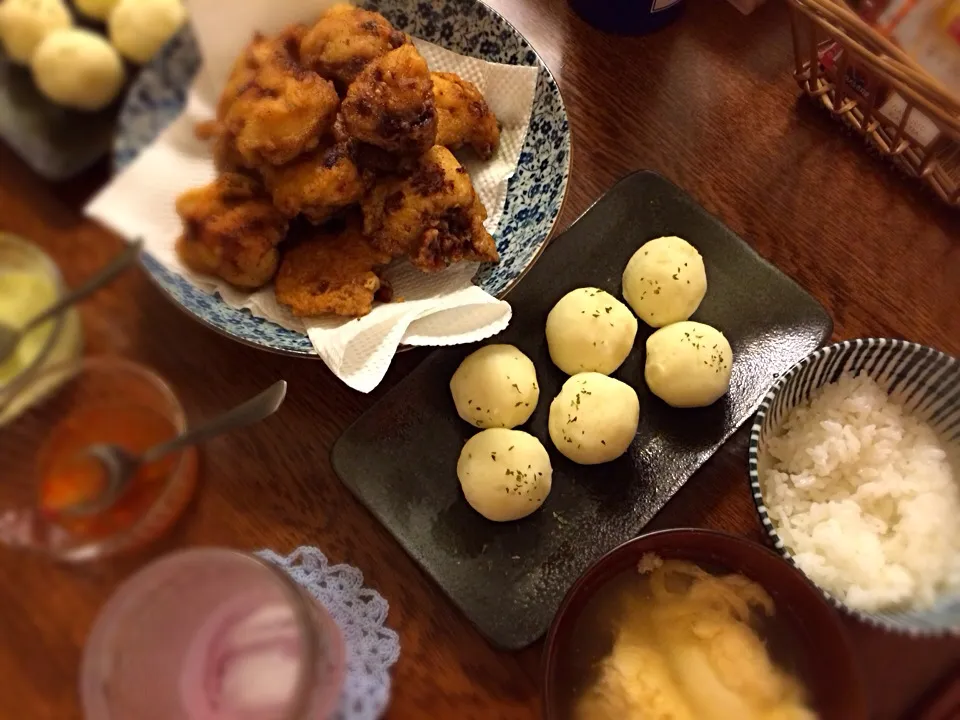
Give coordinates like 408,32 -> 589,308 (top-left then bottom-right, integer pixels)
175,3 -> 502,318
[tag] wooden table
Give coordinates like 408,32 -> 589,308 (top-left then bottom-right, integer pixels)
1,0 -> 958,717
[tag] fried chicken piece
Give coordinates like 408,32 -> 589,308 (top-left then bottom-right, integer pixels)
175,173 -> 289,289
341,44 -> 436,158
274,219 -> 392,317
260,141 -> 367,223
361,146 -> 499,272
432,72 -> 500,160
300,3 -> 408,88
362,145 -> 473,256
216,32 -> 277,120
222,25 -> 340,167
408,194 -> 495,272
205,34 -> 279,170
331,112 -> 415,175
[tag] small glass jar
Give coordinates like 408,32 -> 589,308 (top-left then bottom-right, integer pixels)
81,549 -> 347,720
0,357 -> 197,561
0,232 -> 83,425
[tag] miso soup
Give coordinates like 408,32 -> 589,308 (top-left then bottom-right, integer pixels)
555,554 -> 817,720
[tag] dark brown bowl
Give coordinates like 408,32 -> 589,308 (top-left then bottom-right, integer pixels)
542,528 -> 868,720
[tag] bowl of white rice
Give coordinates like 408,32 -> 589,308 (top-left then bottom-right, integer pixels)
749,338 -> 960,635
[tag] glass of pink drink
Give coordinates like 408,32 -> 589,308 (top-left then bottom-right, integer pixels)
81,549 -> 346,720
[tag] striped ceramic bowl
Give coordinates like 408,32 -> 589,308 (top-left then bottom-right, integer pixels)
748,338 -> 960,635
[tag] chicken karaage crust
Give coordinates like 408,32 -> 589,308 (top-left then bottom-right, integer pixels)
175,173 -> 289,289
216,32 -> 276,120
300,3 -> 408,88
329,112 -> 414,175
362,146 -> 498,272
274,220 -> 392,317
222,25 -> 340,168
341,44 -> 436,158
408,195 -> 497,272
260,141 -> 367,223
432,72 -> 500,160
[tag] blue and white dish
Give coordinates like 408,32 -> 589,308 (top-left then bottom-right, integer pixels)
749,338 -> 960,636
114,0 -> 570,356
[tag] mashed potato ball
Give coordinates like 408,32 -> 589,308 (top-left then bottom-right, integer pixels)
109,0 -> 186,64
0,0 -> 72,65
645,321 -> 733,408
450,344 -> 539,429
31,29 -> 124,111
622,236 -> 707,328
75,0 -> 121,21
457,429 -> 552,522
546,288 -> 638,375
548,373 -> 639,465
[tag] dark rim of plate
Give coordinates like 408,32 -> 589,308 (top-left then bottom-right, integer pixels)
117,4 -> 572,359
748,337 -> 960,637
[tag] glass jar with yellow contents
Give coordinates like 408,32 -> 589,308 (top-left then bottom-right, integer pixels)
0,233 -> 83,425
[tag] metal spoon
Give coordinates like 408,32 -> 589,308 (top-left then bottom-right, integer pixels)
60,380 -> 288,518
0,239 -> 143,366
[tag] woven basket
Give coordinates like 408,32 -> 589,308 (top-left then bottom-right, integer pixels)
788,0 -> 960,206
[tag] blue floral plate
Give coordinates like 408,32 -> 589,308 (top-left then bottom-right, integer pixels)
113,0 -> 570,356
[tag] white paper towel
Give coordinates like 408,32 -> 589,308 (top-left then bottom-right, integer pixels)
86,0 -> 539,392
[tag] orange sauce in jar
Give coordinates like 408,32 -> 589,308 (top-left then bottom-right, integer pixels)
37,403 -> 196,544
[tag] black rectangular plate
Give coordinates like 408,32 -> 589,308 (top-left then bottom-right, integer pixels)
332,171 -> 833,650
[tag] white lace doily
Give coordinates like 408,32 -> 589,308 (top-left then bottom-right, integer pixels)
257,546 -> 400,720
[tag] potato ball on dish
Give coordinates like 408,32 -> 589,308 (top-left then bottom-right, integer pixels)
74,0 -> 121,21
545,288 -> 638,375
622,236 -> 706,327
450,344 -> 539,429
645,321 -> 733,408
0,0 -> 72,65
548,373 -> 639,465
109,0 -> 186,64
31,29 -> 125,111
457,429 -> 552,522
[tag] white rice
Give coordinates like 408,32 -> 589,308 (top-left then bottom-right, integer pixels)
760,372 -> 960,612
